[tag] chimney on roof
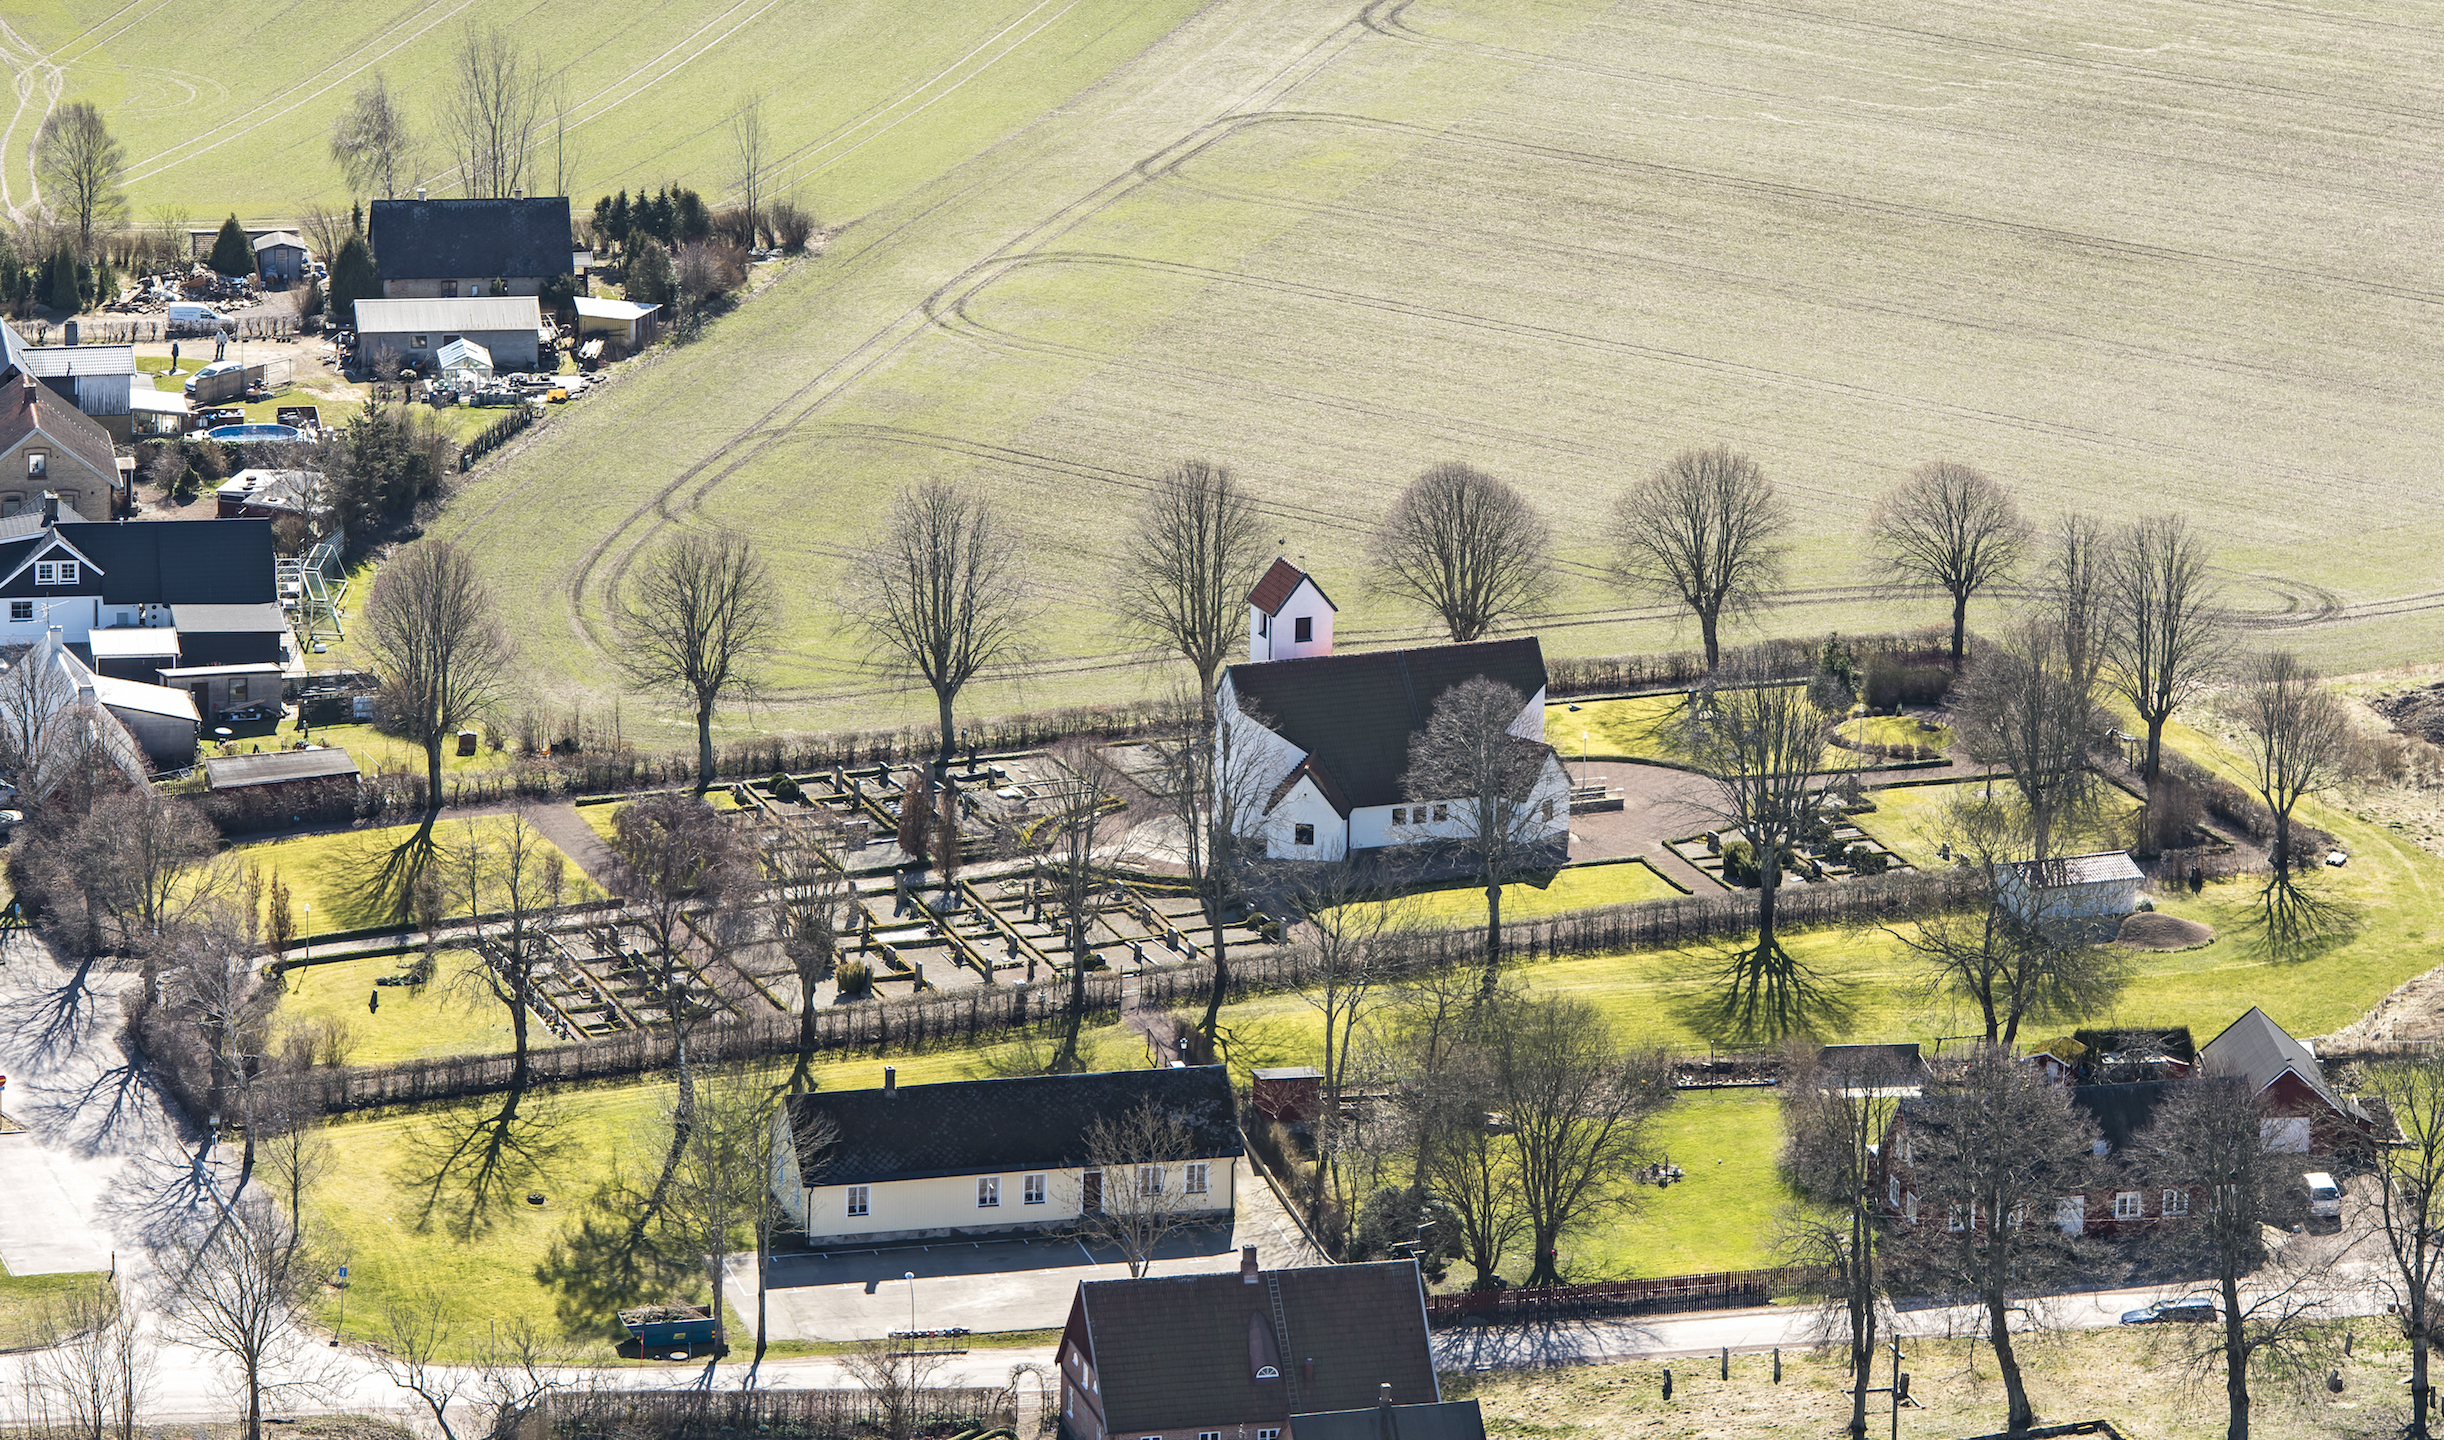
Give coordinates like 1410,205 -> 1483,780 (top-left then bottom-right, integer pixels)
1241,1245 -> 1259,1283
884,1066 -> 896,1096
42,492 -> 57,526
416,185 -> 428,201
1378,1384 -> 1394,1412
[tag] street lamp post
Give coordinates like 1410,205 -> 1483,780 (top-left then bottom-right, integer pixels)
300,902 -> 311,963
904,1271 -> 917,1340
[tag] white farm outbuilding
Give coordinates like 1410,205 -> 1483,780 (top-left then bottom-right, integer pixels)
1997,850 -> 2146,933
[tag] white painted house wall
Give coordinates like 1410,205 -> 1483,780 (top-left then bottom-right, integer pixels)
1249,576 -> 1335,663
786,1160 -> 1235,1246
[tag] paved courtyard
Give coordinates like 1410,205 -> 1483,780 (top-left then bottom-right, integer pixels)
739,1157 -> 1323,1340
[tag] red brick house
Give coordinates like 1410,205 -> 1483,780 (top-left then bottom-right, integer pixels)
1056,1250 -> 1438,1440
2198,1006 -> 2380,1155
1881,1081 -> 2201,1239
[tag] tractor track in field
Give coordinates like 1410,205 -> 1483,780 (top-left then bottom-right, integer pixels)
1355,0 -> 2444,229
446,0 -> 1379,684
0,16 -> 63,221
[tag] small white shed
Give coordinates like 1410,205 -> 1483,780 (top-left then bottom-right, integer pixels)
572,296 -> 661,354
1998,851 -> 2146,930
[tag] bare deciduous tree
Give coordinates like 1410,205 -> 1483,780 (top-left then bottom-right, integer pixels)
443,27 -> 546,199
161,1201 -> 326,1440
36,102 -> 128,260
1866,460 -> 2027,665
2105,514 -> 2227,796
1610,446 -> 1789,670
1888,793 -> 2126,1045
1119,460 -> 1268,709
620,528 -> 778,789
1777,1045 -> 1908,1440
1284,860 -> 1417,1229
2235,651 -> 2349,875
362,542 -> 516,801
1414,1034 -> 1519,1289
298,206 -> 355,272
1680,662 -> 1835,1039
662,1066 -> 775,1384
373,1292 -> 566,1440
1890,1045 -> 2096,1436
1155,685 -> 1267,1041
1401,677 -> 1556,987
2368,1058 -> 2444,1439
1072,1099 -> 1223,1277
770,812 -> 854,1093
607,793 -> 750,1235
1491,994 -> 1671,1285
730,96 -> 769,242
2047,513 -> 2113,702
845,482 -> 1033,762
332,74 -> 416,199
1953,616 -> 2102,861
1370,462 -> 1553,643
2138,1075 -> 2338,1440
26,1280 -> 149,1440
841,1338 -> 951,1440
1023,741 -> 1131,1072
451,808 -> 566,1106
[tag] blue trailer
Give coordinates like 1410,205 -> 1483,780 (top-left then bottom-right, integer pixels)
618,1304 -> 717,1353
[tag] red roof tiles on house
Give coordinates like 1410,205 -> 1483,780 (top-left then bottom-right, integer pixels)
1248,557 -> 1335,616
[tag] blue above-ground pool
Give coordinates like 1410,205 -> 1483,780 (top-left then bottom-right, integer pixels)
204,423 -> 306,443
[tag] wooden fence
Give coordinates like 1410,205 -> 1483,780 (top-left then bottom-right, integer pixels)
1423,1268 -> 1781,1324
544,1386 -> 1011,1440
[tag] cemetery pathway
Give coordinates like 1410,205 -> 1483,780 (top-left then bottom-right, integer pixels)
530,801 -> 626,895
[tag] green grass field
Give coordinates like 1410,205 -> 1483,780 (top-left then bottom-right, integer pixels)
1835,714 -> 1953,751
207,816 -> 602,935
1851,780 -> 2144,869
1343,860 -> 1684,930
0,1268 -> 113,1351
274,949 -> 561,1064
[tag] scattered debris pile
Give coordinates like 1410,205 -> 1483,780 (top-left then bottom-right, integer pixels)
2372,682 -> 2444,745
2116,911 -> 2214,950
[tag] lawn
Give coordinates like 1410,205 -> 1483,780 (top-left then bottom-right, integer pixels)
1835,713 -> 1952,751
1852,779 -> 2143,869
309,1028 -> 1150,1356
1554,1089 -> 1790,1282
1342,861 -> 1683,930
266,718 -> 515,777
207,817 -> 603,936
274,949 -> 563,1065
0,1268 -> 114,1351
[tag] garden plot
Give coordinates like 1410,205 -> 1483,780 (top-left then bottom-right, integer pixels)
1669,806 -> 1906,889
837,871 -> 1244,995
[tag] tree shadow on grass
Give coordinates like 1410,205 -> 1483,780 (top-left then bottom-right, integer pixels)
0,951 -> 111,1079
396,1090 -> 569,1241
1669,939 -> 1860,1047
534,1177 -> 699,1343
325,816 -> 443,932
2248,872 -> 2362,965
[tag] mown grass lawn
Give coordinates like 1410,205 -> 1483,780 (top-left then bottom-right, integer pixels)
273,949 -> 564,1064
1852,779 -> 2143,869
1555,1088 -> 1789,1282
1340,861 -> 1684,932
310,1028 -> 1151,1356
1835,713 -> 1953,751
0,1269 -> 114,1350
207,817 -> 603,935
267,719 -> 516,777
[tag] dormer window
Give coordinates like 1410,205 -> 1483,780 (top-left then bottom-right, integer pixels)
35,560 -> 77,586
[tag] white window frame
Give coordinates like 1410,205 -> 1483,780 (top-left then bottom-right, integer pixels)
845,1185 -> 870,1217
27,452 -> 45,478
1293,823 -> 1315,847
1293,615 -> 1312,643
2164,1188 -> 2190,1216
1024,1173 -> 1046,1205
2114,1191 -> 2143,1220
7,601 -> 28,622
1185,1161 -> 1209,1195
1138,1165 -> 1164,1197
1947,1204 -> 1966,1232
1260,1430 -> 1281,1439
1200,1432 -> 1221,1440
1432,803 -> 1449,821
1391,807 -> 1405,825
34,560 -> 75,586
1888,1175 -> 1900,1208
978,1176 -> 1001,1208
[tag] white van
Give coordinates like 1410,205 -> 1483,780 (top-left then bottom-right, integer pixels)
166,302 -> 231,329
2305,1172 -> 2342,1220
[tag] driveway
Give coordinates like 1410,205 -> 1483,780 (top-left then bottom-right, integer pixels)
745,1158 -> 1323,1339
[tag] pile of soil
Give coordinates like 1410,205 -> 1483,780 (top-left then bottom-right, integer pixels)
2373,682 -> 2444,744
2117,911 -> 2214,950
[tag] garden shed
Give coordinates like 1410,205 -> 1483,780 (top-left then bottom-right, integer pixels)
252,232 -> 308,285
572,296 -> 661,354
1996,850 -> 2144,933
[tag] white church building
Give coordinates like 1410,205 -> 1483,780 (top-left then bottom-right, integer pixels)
1217,559 -> 1571,862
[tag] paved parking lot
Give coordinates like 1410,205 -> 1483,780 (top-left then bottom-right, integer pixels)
742,1158 -> 1322,1339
